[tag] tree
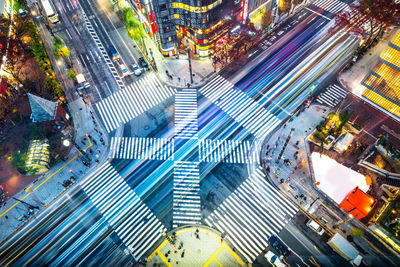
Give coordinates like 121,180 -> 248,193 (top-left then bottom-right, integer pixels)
44,76 -> 62,97
53,35 -> 63,50
277,0 -> 292,15
335,0 -> 400,43
10,151 -> 28,174
66,69 -> 76,81
261,10 -> 273,30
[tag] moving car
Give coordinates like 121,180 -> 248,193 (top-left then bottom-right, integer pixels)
306,219 -> 325,235
265,251 -> 287,267
269,236 -> 290,257
109,45 -> 119,60
119,63 -> 128,76
138,57 -> 149,70
130,64 -> 142,76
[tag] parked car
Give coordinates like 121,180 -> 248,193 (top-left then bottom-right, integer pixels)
265,251 -> 287,267
139,57 -> 149,70
269,236 -> 290,257
130,64 -> 142,76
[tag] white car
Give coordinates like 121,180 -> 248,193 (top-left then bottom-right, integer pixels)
306,219 -> 325,235
265,251 -> 287,267
130,64 -> 142,76
119,64 -> 128,76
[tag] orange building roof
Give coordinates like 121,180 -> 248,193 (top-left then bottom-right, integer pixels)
340,187 -> 376,219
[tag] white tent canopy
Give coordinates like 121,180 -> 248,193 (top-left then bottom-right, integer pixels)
311,152 -> 369,204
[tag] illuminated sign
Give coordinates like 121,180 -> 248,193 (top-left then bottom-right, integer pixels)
241,0 -> 248,23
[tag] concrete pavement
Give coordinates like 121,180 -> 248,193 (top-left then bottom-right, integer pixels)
0,3 -> 111,243
261,102 -> 400,266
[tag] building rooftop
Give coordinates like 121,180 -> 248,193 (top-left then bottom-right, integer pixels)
311,152 -> 370,204
27,93 -> 59,122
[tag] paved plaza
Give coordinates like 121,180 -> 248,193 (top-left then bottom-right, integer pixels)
146,226 -> 245,267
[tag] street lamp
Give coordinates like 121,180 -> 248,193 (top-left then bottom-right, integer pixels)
63,139 -> 70,147
186,38 -> 193,84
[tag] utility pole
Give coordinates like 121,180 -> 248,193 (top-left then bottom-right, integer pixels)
13,197 -> 39,210
187,38 -> 193,84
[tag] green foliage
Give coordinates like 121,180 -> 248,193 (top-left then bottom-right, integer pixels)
10,151 -> 28,174
58,47 -> 70,58
123,8 -> 139,28
29,24 -> 54,76
53,35 -> 63,50
44,76 -> 62,97
122,8 -> 144,43
66,69 -> 76,81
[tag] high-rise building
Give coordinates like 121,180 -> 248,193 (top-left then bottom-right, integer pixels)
128,0 -> 245,57
361,31 -> 400,121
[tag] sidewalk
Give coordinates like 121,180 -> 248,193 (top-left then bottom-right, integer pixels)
0,4 -> 110,243
260,103 -> 400,266
139,27 -> 216,88
339,28 -> 399,96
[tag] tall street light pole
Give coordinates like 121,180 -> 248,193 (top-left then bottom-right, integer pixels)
187,38 -> 193,84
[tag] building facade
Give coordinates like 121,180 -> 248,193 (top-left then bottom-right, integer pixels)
361,31 -> 400,121
129,0 -> 245,57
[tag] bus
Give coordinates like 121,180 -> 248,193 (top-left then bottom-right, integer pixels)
41,0 -> 59,24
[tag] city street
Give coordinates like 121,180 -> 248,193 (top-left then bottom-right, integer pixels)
3,0 -> 398,266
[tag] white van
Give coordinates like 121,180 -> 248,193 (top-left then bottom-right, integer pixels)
306,219 -> 325,235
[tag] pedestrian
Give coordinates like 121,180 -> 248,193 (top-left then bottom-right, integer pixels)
92,139 -> 97,145
81,141 -> 85,145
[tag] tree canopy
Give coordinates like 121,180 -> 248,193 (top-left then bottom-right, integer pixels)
335,0 -> 400,40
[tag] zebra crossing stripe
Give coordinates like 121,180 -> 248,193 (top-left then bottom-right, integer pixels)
200,76 -> 281,139
311,0 -> 349,14
95,74 -> 175,132
173,162 -> 201,227
199,139 -> 257,164
175,89 -> 198,139
317,84 -> 348,107
80,162 -> 165,261
206,166 -> 298,263
111,137 -> 174,160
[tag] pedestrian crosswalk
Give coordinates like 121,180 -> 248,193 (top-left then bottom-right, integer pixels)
175,89 -> 198,139
94,74 -> 176,133
200,75 -> 281,140
110,137 -> 174,160
173,161 -> 201,228
205,167 -> 298,263
80,162 -> 166,261
199,139 -> 259,164
309,0 -> 349,14
316,84 -> 348,108
83,13 -> 125,91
